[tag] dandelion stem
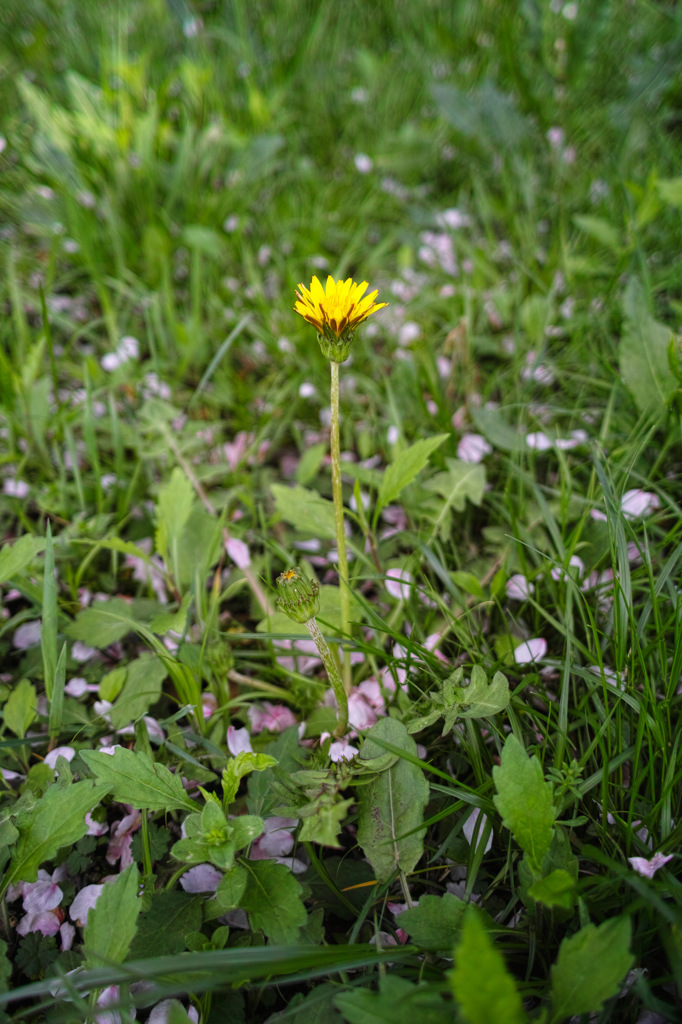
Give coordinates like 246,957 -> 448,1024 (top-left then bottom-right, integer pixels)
304,616 -> 349,737
330,360 -> 352,694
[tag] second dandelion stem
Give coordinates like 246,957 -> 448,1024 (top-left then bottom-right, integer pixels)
330,360 -> 352,695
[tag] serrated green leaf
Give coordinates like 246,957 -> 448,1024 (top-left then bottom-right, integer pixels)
84,864 -> 141,967
239,859 -> 308,944
79,748 -> 198,812
471,407 -> 527,452
215,864 -> 249,911
297,795 -> 354,848
66,597 -> 161,648
453,668 -> 510,720
99,666 -> 127,702
107,653 -> 167,730
528,868 -> 576,910
377,433 -> 449,512
493,734 -> 556,872
3,678 -> 37,739
335,975 -> 447,1024
150,593 -> 192,636
174,505 -> 223,586
4,780 -> 107,890
450,906 -> 525,1024
356,718 -> 429,883
0,535 -> 46,584
396,892 -> 466,950
548,918 -> 634,1024
155,467 -> 195,570
271,483 -> 336,540
128,892 -> 203,959
424,458 -> 486,509
223,752 -> 278,805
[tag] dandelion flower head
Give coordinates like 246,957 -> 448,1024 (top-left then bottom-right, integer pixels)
294,274 -> 387,362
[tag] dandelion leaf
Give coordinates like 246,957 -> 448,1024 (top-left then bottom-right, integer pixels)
396,892 -> 467,950
239,859 -> 308,944
83,864 -> 141,967
493,734 -> 556,873
335,975 -> 447,1024
548,918 -> 634,1024
450,906 -> 525,1024
6,780 -> 108,887
356,718 -> 429,883
79,747 -> 198,812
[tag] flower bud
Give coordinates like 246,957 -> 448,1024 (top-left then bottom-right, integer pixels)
276,567 -> 320,624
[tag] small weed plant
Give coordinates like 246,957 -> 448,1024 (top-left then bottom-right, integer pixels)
1,2 -> 682,1022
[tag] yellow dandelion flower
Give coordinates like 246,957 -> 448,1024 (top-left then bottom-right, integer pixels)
294,274 -> 387,362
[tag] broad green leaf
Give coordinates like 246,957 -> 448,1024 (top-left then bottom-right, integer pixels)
83,864 -> 141,967
222,752 -> 278,805
215,864 -> 249,911
150,593 -> 192,636
297,795 -> 354,847
108,653 -> 167,730
573,214 -> 622,252
433,80 -> 531,150
128,892 -> 203,958
99,666 -> 127,702
453,667 -> 510,719
228,814 -> 265,851
520,293 -> 551,343
66,597 -> 162,648
41,523 -> 57,701
3,678 -> 37,739
271,483 -> 336,540
424,458 -> 486,511
471,407 -> 527,452
657,176 -> 682,207
377,433 -> 449,512
239,859 -> 308,944
295,442 -> 327,486
620,277 -> 676,415
493,734 -> 556,873
4,780 -> 107,890
79,748 -> 198,812
0,535 -> 46,584
396,892 -> 466,950
528,868 -> 576,910
175,505 -> 223,586
356,718 -> 429,883
155,467 -> 195,570
335,975 -> 448,1024
450,906 -> 525,1024
548,918 -> 634,1024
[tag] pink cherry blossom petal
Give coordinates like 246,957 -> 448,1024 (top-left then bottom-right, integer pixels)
506,574 -> 534,600
70,884 -> 105,926
227,725 -> 253,756
513,638 -> 547,664
628,852 -> 673,878
225,536 -> 251,569
179,865 -> 223,893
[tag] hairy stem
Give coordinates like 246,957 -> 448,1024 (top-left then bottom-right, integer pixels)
330,360 -> 352,694
304,616 -> 349,737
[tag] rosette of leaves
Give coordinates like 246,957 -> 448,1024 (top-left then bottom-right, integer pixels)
171,796 -> 264,871
407,665 -> 510,735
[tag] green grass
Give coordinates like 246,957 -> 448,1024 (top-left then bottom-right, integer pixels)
1,0 -> 682,1021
